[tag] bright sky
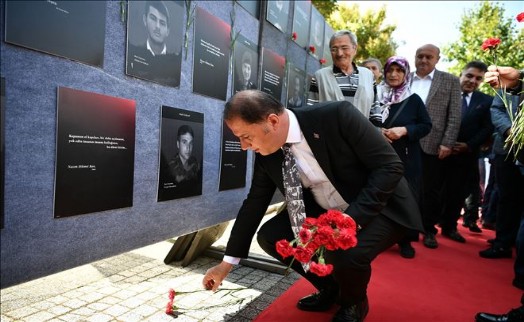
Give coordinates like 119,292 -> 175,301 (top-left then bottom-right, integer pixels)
341,1 -> 524,72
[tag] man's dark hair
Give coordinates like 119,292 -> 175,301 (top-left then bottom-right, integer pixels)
464,60 -> 488,73
177,125 -> 194,140
224,90 -> 284,124
241,50 -> 253,66
144,1 -> 170,26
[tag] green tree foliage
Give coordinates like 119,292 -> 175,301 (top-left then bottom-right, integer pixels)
443,1 -> 524,92
312,0 -> 339,19
326,3 -> 398,64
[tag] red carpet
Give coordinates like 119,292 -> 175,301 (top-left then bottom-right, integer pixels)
254,224 -> 520,322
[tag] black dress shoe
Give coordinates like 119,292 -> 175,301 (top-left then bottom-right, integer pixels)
399,243 -> 416,259
442,230 -> 466,243
513,276 -> 524,290
475,305 -> 524,321
479,246 -> 512,259
297,288 -> 337,312
464,222 -> 483,233
423,233 -> 438,249
332,298 -> 369,322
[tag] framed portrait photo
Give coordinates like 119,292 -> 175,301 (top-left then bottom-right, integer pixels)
126,0 -> 184,88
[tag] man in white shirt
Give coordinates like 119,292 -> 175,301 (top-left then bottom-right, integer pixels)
410,44 -> 461,249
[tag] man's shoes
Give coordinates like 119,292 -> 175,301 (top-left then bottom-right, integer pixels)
423,233 -> 438,249
487,238 -> 495,245
297,288 -> 337,312
399,243 -> 416,259
479,246 -> 512,259
463,221 -> 483,233
332,298 -> 369,322
475,305 -> 524,322
513,276 -> 524,290
442,230 -> 466,243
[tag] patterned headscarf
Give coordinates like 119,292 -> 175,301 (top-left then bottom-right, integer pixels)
378,56 -> 412,107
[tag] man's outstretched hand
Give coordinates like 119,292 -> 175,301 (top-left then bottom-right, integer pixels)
202,261 -> 233,292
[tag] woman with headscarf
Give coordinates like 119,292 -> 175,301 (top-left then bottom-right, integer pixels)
378,56 -> 432,259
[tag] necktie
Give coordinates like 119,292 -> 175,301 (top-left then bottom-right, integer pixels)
281,144 -> 309,271
461,93 -> 468,117
282,144 -> 306,237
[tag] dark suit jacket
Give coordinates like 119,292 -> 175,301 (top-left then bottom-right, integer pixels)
458,91 -> 494,155
225,101 -> 423,258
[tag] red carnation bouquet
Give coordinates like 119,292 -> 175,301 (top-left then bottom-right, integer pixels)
275,209 -> 358,277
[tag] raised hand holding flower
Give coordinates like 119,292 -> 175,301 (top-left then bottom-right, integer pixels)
481,11 -> 524,159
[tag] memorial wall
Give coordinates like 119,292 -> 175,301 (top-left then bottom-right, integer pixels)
0,0 -> 332,287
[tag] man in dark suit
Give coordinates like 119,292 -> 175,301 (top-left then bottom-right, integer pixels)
202,90 -> 423,322
410,44 -> 462,248
440,61 -> 493,240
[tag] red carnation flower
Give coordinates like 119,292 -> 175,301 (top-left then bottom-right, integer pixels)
481,37 -> 501,51
292,32 -> 298,40
276,239 -> 295,258
299,227 -> 312,244
517,12 -> 524,22
310,261 -> 333,276
309,45 -> 316,53
336,229 -> 358,250
165,300 -> 174,314
168,288 -> 176,300
303,217 -> 317,229
319,58 -> 327,64
314,226 -> 335,245
294,246 -> 314,263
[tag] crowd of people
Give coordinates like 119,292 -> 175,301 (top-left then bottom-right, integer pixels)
201,28 -> 523,322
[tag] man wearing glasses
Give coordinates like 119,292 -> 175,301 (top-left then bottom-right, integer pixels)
307,30 -> 377,119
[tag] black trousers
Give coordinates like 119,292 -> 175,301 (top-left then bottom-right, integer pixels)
440,153 -> 477,232
421,152 -> 447,234
257,210 -> 406,306
493,154 -> 524,249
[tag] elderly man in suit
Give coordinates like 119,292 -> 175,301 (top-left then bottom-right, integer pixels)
410,44 -> 462,249
202,90 -> 423,322
440,61 -> 493,240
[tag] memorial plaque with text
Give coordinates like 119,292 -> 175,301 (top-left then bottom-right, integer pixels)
54,87 -> 136,217
192,7 -> 231,101
291,1 -> 311,48
218,121 -> 247,191
260,47 -> 285,102
5,1 -> 106,68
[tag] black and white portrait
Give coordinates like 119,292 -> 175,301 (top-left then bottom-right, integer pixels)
266,0 -> 289,33
126,1 -> 184,88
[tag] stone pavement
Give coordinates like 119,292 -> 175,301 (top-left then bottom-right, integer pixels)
0,206 -> 301,322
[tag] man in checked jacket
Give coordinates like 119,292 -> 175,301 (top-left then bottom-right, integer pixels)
409,44 -> 462,249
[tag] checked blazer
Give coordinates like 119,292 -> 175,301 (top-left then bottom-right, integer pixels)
412,70 -> 462,155
224,101 -> 424,258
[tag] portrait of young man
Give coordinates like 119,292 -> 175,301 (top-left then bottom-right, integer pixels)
233,36 -> 259,94
126,0 -> 184,88
158,106 -> 203,201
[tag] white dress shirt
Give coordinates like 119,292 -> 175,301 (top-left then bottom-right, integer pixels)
411,69 -> 436,104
